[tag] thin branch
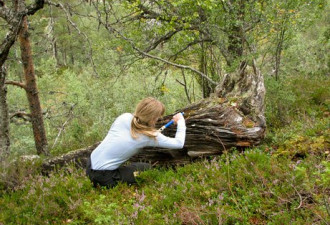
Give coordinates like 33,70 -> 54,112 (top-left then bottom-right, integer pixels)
5,80 -> 26,89
136,3 -> 166,21
0,17 -> 23,67
179,69 -> 191,103
135,45 -> 217,85
292,185 -> 303,210
51,104 -> 75,149
10,111 -> 31,121
169,38 -> 213,60
26,0 -> 45,16
144,28 -> 182,52
175,79 -> 185,86
101,24 -> 217,84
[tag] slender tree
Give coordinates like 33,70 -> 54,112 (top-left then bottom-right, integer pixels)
0,65 -> 10,161
0,0 -> 48,156
18,12 -> 48,155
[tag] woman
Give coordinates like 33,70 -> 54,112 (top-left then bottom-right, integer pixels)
86,97 -> 186,188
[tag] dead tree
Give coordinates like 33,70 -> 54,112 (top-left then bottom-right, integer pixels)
131,61 -> 266,165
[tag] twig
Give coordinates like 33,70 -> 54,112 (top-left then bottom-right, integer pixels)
169,39 -> 213,61
5,80 -> 26,89
51,116 -> 71,149
51,103 -> 76,149
180,69 -> 191,103
292,185 -> 303,210
10,111 -> 31,121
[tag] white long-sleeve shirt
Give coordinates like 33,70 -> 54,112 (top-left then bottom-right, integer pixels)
91,113 -> 186,170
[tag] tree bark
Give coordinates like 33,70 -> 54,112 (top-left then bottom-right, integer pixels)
199,42 -> 213,98
274,28 -> 285,81
40,61 -> 266,173
19,15 -> 49,156
48,5 -> 60,66
0,65 -> 10,161
41,142 -> 99,174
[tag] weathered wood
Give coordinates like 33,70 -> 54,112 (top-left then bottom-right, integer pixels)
129,62 -> 266,165
40,61 -> 266,173
41,142 -> 100,174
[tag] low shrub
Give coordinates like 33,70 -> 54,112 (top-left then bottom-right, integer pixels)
1,150 -> 329,224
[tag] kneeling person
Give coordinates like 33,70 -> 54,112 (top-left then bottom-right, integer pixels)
86,97 -> 186,188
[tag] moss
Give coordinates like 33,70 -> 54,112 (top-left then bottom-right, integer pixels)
243,117 -> 255,128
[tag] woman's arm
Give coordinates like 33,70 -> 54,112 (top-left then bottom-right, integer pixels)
152,116 -> 186,149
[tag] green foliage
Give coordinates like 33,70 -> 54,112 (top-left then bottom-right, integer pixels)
0,166 -> 94,224
265,73 -> 329,129
265,72 -> 329,158
1,149 -> 329,224
0,157 -> 43,191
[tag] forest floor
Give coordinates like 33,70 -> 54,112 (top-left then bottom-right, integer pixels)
0,109 -> 329,224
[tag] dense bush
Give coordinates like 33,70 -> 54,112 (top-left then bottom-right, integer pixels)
265,74 -> 329,129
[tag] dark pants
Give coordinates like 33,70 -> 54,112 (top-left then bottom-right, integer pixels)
86,157 -> 151,188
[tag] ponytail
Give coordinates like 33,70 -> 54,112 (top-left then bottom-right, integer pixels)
131,97 -> 165,139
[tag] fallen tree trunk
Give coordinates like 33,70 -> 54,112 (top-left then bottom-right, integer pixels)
41,61 -> 266,173
131,61 -> 266,164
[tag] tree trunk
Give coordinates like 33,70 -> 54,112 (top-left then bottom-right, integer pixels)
19,15 -> 49,156
274,28 -> 285,81
199,42 -> 212,98
49,5 -> 60,67
0,65 -> 10,161
41,142 -> 99,174
227,26 -> 244,66
40,61 -> 266,173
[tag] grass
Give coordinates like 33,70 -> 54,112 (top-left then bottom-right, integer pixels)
0,145 -> 329,224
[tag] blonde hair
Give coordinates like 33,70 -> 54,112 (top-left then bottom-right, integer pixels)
131,97 -> 165,139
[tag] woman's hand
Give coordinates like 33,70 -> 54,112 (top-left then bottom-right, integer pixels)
172,113 -> 184,124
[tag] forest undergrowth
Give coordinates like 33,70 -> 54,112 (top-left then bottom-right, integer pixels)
0,73 -> 329,224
